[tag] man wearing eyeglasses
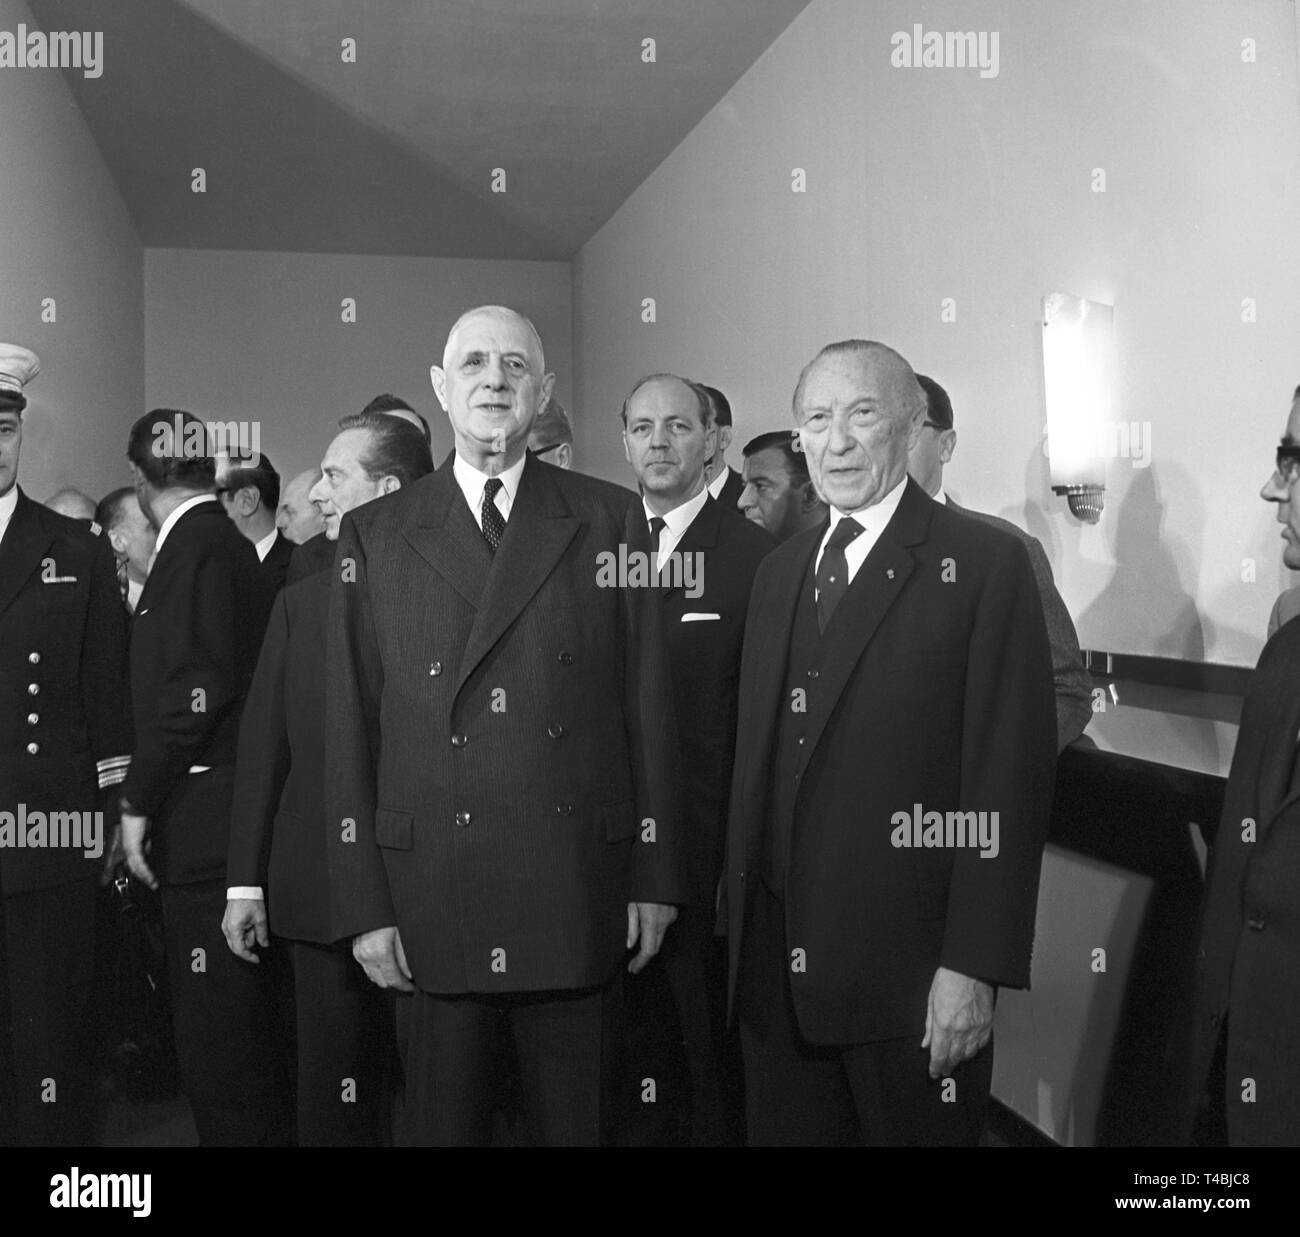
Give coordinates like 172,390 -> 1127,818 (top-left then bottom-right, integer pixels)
1188,382 -> 1300,1146
1265,397 -> 1300,638
527,397 -> 574,470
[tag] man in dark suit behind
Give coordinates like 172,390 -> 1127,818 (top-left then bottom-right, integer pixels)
620,373 -> 773,1144
217,450 -> 294,594
326,305 -> 684,1146
700,384 -> 746,509
223,414 -> 433,1144
1187,384 -> 1300,1145
117,409 -> 286,1146
724,340 -> 1057,1146
0,345 -> 131,1145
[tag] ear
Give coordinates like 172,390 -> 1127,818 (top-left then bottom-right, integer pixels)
940,429 -> 957,464
554,443 -> 573,470
539,372 -> 556,414
621,426 -> 632,467
799,480 -> 821,513
380,475 -> 402,495
718,424 -> 733,455
430,365 -> 448,412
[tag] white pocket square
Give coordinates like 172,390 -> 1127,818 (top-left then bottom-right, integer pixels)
681,612 -> 721,622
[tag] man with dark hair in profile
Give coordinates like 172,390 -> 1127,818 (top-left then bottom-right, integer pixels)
356,393 -> 432,447
527,397 -> 574,470
1265,383 -> 1300,638
116,409 -> 287,1146
216,450 -> 293,593
95,486 -> 157,614
907,373 -> 1091,752
699,384 -> 745,509
224,413 -> 433,1145
738,430 -> 827,542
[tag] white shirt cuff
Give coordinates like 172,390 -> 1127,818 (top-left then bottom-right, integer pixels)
226,887 -> 264,900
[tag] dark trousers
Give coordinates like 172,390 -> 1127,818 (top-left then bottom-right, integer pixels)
738,880 -> 992,1146
396,980 -> 620,1146
160,878 -> 293,1146
288,937 -> 396,1146
1,879 -> 96,1146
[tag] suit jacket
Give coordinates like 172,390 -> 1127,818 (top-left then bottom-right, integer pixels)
723,478 -> 1057,1044
326,455 -> 684,994
716,467 -> 745,510
121,499 -> 272,884
227,532 -> 335,942
659,496 -> 773,907
1188,616 -> 1300,1144
947,499 -> 1092,751
1266,584 -> 1300,641
0,489 -> 131,896
260,529 -> 295,595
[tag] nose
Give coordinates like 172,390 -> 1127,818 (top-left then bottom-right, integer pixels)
738,483 -> 757,512
827,413 -> 853,454
1261,470 -> 1288,504
308,480 -> 326,505
649,421 -> 671,450
483,355 -> 508,389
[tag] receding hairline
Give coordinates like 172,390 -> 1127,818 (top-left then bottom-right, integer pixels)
791,339 -> 925,418
621,372 -> 712,427
441,305 -> 547,372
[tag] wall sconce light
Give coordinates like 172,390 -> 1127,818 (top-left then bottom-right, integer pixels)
1042,292 -> 1114,524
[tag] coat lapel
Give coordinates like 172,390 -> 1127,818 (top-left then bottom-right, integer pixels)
401,466 -> 489,610
1258,645 -> 1300,831
0,489 -> 56,620
455,456 -> 582,698
801,478 -> 933,764
663,493 -> 720,599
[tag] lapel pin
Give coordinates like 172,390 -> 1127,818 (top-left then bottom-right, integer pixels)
886,568 -> 895,579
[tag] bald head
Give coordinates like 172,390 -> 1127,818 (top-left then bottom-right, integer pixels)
621,373 -> 716,515
441,305 -> 546,373
793,340 -> 926,514
46,487 -> 96,521
277,468 -> 325,544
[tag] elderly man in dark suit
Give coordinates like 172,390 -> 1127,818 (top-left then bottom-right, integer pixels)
621,373 -> 773,1144
1187,384 -> 1300,1145
117,409 -> 285,1146
223,414 -> 433,1145
724,340 -> 1057,1146
908,374 -> 1092,751
327,305 -> 683,1146
0,345 -> 131,1145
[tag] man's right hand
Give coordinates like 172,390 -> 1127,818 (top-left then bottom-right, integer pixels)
353,925 -> 415,991
222,898 -> 269,964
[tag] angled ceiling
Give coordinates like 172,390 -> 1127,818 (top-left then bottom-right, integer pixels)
29,0 -> 812,258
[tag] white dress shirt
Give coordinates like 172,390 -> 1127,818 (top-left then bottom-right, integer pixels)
643,485 -> 710,570
153,492 -> 219,554
0,484 -> 18,545
707,466 -> 730,502
452,452 -> 526,531
126,576 -> 144,613
254,527 -> 278,563
813,475 -> 908,594
935,489 -> 949,506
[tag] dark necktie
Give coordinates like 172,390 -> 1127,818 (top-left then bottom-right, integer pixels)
481,478 -> 506,553
647,515 -> 666,555
815,517 -> 864,633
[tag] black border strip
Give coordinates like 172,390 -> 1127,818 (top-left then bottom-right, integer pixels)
1082,651 -> 1253,698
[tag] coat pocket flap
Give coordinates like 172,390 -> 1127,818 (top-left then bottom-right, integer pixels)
374,808 -> 414,850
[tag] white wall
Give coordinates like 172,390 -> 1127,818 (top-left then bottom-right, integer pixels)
574,0 -> 1300,671
145,248 -> 573,480
0,0 -> 144,503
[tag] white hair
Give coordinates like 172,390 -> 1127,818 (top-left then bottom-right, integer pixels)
442,305 -> 546,372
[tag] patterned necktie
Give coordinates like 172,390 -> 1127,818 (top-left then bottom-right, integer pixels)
481,478 -> 506,553
815,517 -> 864,633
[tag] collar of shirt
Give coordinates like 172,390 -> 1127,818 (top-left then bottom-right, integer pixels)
154,493 -> 218,555
707,467 -> 729,500
254,527 -> 278,563
126,576 -> 144,613
452,452 -> 527,531
935,489 -> 948,506
643,485 -> 710,567
0,484 -> 18,544
814,474 -> 909,590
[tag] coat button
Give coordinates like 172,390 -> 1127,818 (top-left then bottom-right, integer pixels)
27,683 -> 39,696
455,810 -> 471,827
797,736 -> 805,745
26,742 -> 39,755
26,713 -> 38,725
557,651 -> 573,665
555,803 -> 573,816
451,733 -> 467,748
547,723 -> 564,739
28,652 -> 40,664
1247,916 -> 1266,931
430,661 -> 443,676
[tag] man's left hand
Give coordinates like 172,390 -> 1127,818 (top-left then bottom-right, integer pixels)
120,812 -> 158,891
626,902 -> 678,974
921,966 -> 994,1079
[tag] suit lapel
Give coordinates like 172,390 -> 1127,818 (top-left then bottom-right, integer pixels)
401,466 -> 489,610
663,493 -> 720,600
0,490 -> 56,620
455,456 -> 582,698
1259,644 -> 1300,830
801,479 -> 933,764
